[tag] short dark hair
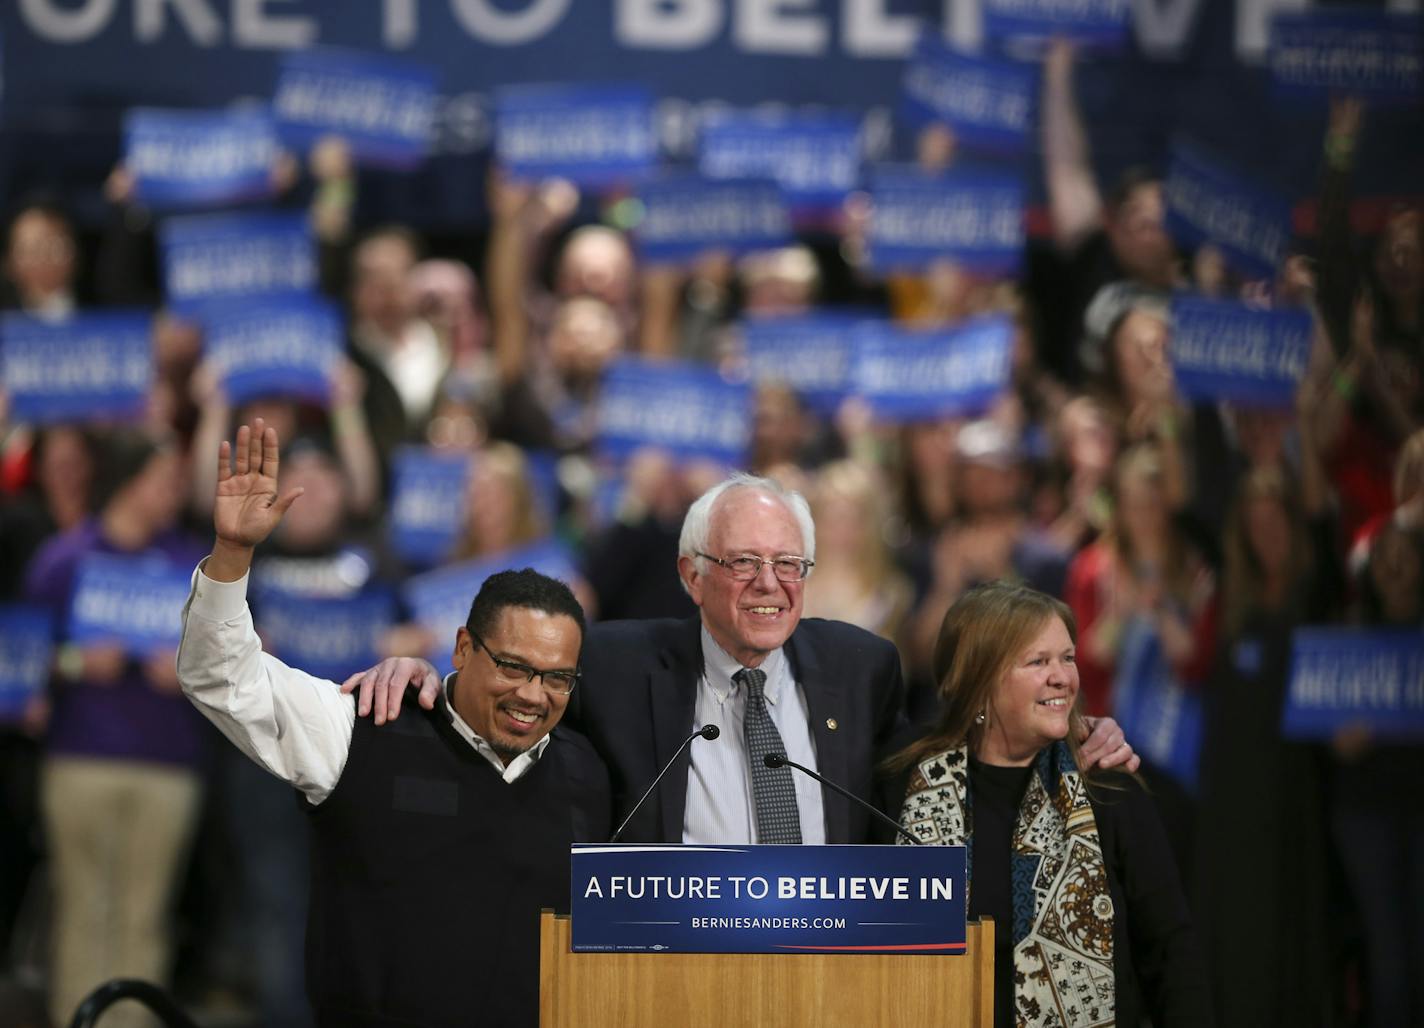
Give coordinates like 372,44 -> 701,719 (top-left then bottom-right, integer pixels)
1106,166 -> 1161,214
465,568 -> 586,643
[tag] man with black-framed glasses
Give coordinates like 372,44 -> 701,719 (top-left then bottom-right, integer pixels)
176,420 -> 609,1027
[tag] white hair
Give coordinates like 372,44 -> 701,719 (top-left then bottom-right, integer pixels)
678,473 -> 816,588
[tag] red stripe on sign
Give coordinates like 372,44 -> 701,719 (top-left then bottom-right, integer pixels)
775,942 -> 968,952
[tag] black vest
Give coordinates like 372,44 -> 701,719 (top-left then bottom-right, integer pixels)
304,693 -> 608,1027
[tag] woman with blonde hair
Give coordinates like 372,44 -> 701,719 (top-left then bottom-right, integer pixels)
449,440 -> 547,562
802,460 -> 912,641
882,581 -> 1211,1027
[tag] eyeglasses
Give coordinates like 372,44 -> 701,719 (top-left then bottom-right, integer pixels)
468,632 -> 580,696
696,552 -> 815,582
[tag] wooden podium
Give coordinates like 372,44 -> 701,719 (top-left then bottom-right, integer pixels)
539,911 -> 994,1027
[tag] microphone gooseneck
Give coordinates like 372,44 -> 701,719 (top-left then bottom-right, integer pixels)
609,724 -> 721,843
764,753 -> 922,846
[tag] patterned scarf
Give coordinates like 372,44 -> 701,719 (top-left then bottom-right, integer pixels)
897,741 -> 1115,1027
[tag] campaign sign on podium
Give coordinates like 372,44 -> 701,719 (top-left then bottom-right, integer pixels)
571,844 -> 965,954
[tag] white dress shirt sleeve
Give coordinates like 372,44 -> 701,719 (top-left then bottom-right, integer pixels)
176,559 -> 355,805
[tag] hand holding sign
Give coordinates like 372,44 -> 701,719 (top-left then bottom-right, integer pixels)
209,420 -> 303,580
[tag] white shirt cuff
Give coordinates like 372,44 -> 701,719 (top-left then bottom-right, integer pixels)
190,559 -> 251,622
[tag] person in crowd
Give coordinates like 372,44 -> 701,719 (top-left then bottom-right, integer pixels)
903,420 -> 1072,702
2,199 -> 79,318
1312,97 -> 1423,544
25,431 -> 206,1028
1065,444 -> 1216,718
802,459 -> 912,642
883,580 -> 1212,1027
351,472 -> 1140,846
1195,455 -> 1338,1025
448,441 -> 548,564
345,225 -> 447,459
1029,41 -> 1181,385
1040,396 -> 1118,553
1330,518 -> 1424,1027
176,420 -> 609,1027
580,449 -> 705,623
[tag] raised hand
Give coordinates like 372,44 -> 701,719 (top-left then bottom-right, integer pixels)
205,420 -> 303,583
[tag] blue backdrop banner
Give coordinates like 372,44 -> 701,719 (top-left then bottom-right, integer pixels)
274,47 -> 438,168
851,315 -> 1014,422
67,553 -> 191,656
200,294 -> 342,405
741,311 -> 869,414
254,587 -> 396,684
699,110 -> 862,214
1112,618 -> 1202,790
1170,297 -> 1312,407
124,107 -> 279,210
495,83 -> 657,187
571,843 -> 967,954
1164,140 -> 1293,280
597,358 -> 752,465
899,35 -> 1035,154
633,176 -> 792,264
867,167 -> 1025,274
160,212 -> 316,316
401,540 -> 578,677
0,311 -> 152,425
983,0 -> 1132,53
0,605 -> 52,720
388,446 -> 474,569
1270,10 -> 1423,104
1284,628 -> 1424,740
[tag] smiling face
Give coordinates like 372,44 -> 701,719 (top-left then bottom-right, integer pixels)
978,616 -> 1079,766
449,606 -> 580,763
679,488 -> 808,668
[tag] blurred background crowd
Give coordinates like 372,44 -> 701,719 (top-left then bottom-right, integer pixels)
0,4 -> 1421,1027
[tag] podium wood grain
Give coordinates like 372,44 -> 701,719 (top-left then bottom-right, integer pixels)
539,911 -> 994,1027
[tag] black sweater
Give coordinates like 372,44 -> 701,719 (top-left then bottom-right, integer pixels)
304,693 -> 609,1027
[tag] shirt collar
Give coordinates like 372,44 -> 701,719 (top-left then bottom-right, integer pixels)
440,672 -> 552,769
699,625 -> 786,705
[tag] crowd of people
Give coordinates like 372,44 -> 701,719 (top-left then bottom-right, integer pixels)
0,36 -> 1421,1028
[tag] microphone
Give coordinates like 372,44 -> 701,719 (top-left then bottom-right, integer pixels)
764,753 -> 921,846
609,725 -> 720,843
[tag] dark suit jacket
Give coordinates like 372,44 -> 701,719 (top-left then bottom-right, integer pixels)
572,616 -> 907,844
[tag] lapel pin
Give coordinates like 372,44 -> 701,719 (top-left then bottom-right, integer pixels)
826,718 -> 838,731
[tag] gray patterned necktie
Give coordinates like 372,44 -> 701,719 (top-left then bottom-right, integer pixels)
736,667 -> 802,844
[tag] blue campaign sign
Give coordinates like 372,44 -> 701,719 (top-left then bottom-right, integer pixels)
1284,628 -> 1424,741
159,212 -> 316,315
1170,297 -> 1312,407
199,295 -> 343,406
596,358 -> 752,465
633,176 -> 792,264
389,446 -> 474,569
495,83 -> 657,187
698,111 -> 861,213
1112,618 -> 1202,790
1270,11 -> 1423,104
851,315 -> 1014,422
67,552 -> 192,656
899,35 -> 1035,154
0,311 -> 152,425
867,167 -> 1025,276
124,107 -> 278,210
273,47 -> 438,168
571,844 -> 966,954
741,311 -> 869,414
0,606 -> 53,720
983,0 -> 1132,54
254,587 -> 396,684
1163,140 -> 1293,281
401,539 -> 578,676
